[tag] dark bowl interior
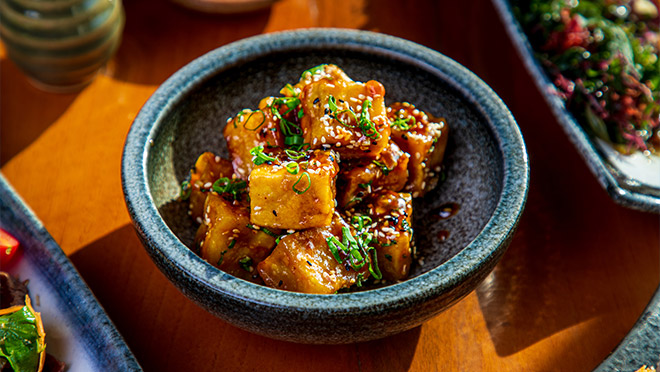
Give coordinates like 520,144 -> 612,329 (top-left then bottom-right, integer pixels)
123,29 -> 528,343
151,50 -> 502,277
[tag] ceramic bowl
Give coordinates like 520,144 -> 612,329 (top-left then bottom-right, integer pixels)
121,28 -> 529,344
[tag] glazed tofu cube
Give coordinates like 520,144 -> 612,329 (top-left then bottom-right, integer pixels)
387,102 -> 449,197
223,97 -> 288,180
299,64 -> 390,159
249,150 -> 339,229
257,213 -> 370,293
186,152 -> 234,221
337,141 -> 409,208
195,193 -> 278,283
364,190 -> 413,282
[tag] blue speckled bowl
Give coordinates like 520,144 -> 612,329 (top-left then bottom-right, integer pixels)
121,28 -> 529,344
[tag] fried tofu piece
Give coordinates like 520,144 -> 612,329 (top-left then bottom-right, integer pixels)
298,64 -> 391,159
257,213 -> 370,293
186,152 -> 234,221
195,193 -> 278,283
249,150 -> 339,229
223,97 -> 289,180
364,190 -> 413,282
387,102 -> 449,197
337,140 -> 409,208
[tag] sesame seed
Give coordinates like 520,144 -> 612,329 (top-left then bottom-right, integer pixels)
232,229 -> 240,234
254,206 -> 262,211
358,94 -> 365,100
196,217 -> 203,224
203,182 -> 212,188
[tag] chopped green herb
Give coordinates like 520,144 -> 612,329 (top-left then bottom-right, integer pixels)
292,171 -> 311,194
372,160 -> 391,175
358,180 -> 373,189
239,256 -> 253,272
217,250 -> 228,266
212,177 -> 247,200
357,100 -> 380,139
261,227 -> 279,238
356,273 -> 365,287
250,145 -> 277,165
284,162 -> 300,175
300,64 -> 327,80
180,179 -> 191,200
391,116 -> 415,130
284,148 -> 307,160
235,109 -> 266,131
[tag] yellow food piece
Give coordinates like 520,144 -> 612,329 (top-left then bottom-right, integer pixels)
257,213 -> 370,293
223,97 -> 286,180
249,150 -> 339,229
366,190 -> 413,282
187,152 -> 234,221
196,193 -> 277,283
299,64 -> 391,159
337,140 -> 409,208
388,102 -> 449,197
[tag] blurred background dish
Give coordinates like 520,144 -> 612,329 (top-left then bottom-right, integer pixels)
0,0 -> 125,92
0,175 -> 143,371
492,0 -> 660,212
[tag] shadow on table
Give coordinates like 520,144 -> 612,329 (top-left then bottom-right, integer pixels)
108,0 -> 271,86
0,57 -> 78,165
71,224 -> 421,371
471,29 -> 660,360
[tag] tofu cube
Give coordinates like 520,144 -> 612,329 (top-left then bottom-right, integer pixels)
363,190 -> 413,282
195,193 -> 278,283
257,213 -> 370,293
223,97 -> 287,180
186,152 -> 234,221
249,150 -> 339,229
387,102 -> 449,197
337,140 -> 409,208
298,64 -> 391,159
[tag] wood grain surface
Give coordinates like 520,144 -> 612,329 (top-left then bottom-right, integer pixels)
2,0 -> 659,371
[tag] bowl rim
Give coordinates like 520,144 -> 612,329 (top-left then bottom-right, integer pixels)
121,27 -> 529,313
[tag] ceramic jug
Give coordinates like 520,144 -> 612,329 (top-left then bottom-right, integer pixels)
0,0 -> 124,92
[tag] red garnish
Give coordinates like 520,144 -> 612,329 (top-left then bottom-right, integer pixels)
0,228 -> 20,265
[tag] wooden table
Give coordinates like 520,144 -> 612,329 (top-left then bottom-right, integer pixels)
2,0 -> 659,370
